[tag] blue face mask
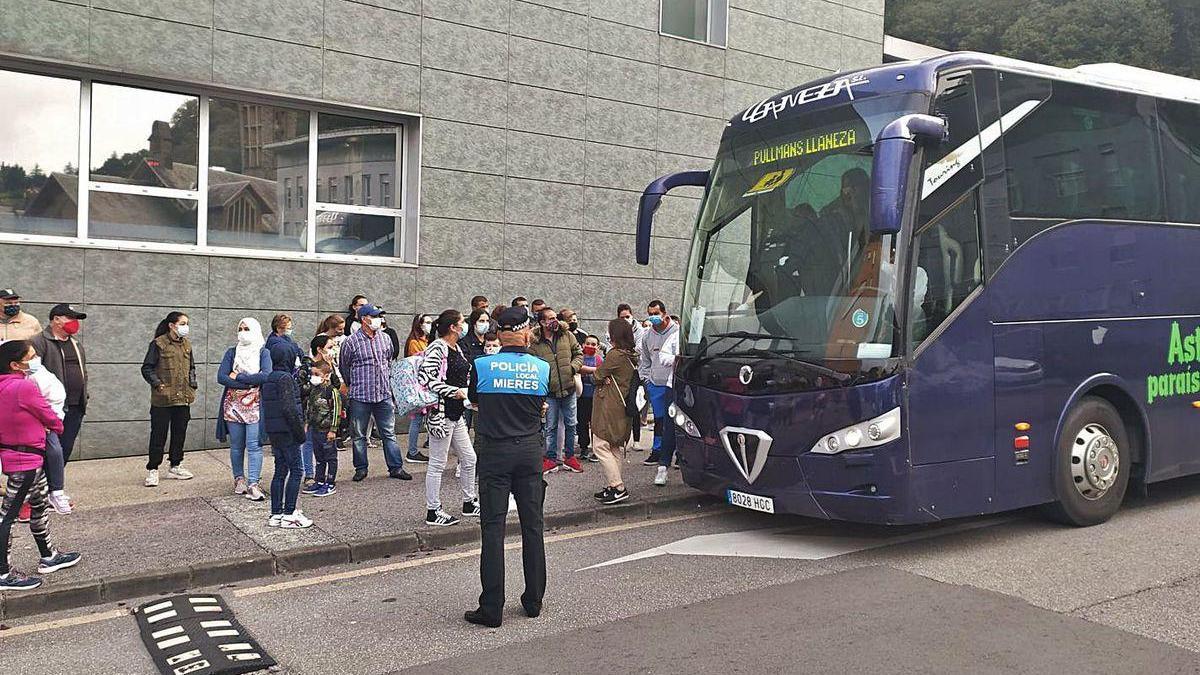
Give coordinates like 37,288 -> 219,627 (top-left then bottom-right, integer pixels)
647,315 -> 664,327
459,324 -> 469,339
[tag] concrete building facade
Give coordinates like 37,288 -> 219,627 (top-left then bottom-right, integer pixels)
0,0 -> 884,458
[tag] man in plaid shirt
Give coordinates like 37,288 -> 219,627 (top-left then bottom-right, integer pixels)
338,304 -> 412,482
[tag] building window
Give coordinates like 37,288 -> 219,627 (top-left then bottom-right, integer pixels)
0,70 -> 80,238
0,64 -> 412,262
315,113 -> 403,257
660,0 -> 727,47
381,173 -> 391,207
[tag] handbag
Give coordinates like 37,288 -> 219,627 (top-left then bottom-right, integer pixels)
390,346 -> 448,417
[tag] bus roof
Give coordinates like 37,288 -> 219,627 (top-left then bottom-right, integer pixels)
729,51 -> 1200,132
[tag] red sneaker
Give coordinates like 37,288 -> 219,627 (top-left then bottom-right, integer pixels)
17,502 -> 32,523
542,458 -> 559,475
563,457 -> 584,473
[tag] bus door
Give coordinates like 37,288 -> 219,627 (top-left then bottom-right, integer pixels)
904,72 -> 995,481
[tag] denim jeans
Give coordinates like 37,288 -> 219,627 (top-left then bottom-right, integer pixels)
309,428 -> 338,485
301,433 -> 314,478
227,421 -> 263,485
407,412 -> 425,457
543,393 -> 578,461
350,398 -> 404,472
44,432 -> 66,492
646,382 -> 677,465
269,432 -> 302,516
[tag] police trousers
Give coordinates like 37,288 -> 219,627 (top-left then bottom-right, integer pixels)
476,432 -> 546,618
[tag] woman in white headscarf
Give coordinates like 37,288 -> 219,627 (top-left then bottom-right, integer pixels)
216,317 -> 272,501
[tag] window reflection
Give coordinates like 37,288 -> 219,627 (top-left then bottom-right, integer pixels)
89,192 -> 198,244
207,98 -> 309,251
0,70 -> 80,236
91,83 -> 199,188
316,211 -> 398,257
317,113 -> 400,207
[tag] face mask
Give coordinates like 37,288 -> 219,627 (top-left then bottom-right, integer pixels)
310,375 -> 324,386
25,357 -> 42,374
647,315 -> 664,327
2,304 -> 18,317
458,324 -> 469,339
369,317 -> 384,331
484,345 -> 501,355
568,321 -> 578,332
63,319 -> 81,335
623,316 -> 634,326
175,324 -> 190,338
421,322 -> 433,334
582,345 -> 597,356
237,331 -> 254,346
544,319 -> 560,333
475,321 -> 490,335
285,328 -> 294,337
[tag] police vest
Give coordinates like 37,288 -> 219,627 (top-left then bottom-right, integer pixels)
475,352 -> 550,395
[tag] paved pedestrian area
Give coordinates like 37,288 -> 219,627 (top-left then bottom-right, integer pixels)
0,427 -> 703,620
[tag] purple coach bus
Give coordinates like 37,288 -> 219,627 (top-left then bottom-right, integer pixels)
636,52 -> 1200,526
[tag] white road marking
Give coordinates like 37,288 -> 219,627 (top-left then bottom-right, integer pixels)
579,516 -> 1016,571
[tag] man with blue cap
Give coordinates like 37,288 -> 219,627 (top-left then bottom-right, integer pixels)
338,303 -> 412,482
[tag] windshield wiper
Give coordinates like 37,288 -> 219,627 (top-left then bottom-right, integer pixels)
688,331 -> 793,365
742,348 -> 851,384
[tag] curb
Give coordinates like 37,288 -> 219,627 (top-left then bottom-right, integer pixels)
0,493 -> 720,622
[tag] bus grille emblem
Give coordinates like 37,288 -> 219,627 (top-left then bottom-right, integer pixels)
739,365 -> 754,385
719,427 -> 773,485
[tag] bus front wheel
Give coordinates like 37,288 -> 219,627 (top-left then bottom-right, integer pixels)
1045,396 -> 1130,527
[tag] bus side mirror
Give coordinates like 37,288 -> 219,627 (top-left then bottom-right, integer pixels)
636,170 -> 710,265
870,114 -> 946,235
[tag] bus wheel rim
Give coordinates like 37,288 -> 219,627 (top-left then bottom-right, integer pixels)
1070,423 -> 1118,501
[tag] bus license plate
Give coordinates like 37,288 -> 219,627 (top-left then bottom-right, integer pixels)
727,490 -> 775,514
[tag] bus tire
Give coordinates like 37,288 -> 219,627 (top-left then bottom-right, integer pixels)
1044,396 -> 1130,527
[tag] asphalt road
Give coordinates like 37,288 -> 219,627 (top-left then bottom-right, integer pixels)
6,476 -> 1200,674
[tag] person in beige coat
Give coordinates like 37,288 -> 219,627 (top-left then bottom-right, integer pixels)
589,318 -> 640,505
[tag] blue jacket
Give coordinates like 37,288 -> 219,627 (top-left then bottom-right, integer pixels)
261,368 -> 305,442
265,334 -> 303,374
215,346 -> 271,443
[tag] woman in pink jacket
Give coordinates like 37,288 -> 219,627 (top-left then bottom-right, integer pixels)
0,339 -> 80,591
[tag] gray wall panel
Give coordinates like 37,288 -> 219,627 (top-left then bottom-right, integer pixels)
84,249 -> 210,309
92,0 -> 214,27
323,51 -> 421,111
214,0 -> 323,46
585,98 -> 657,150
505,178 -> 586,230
423,119 -> 507,174
658,37 -> 726,78
511,1 -> 589,50
420,217 -> 506,269
0,0 -> 89,63
506,130 -> 586,183
324,1 -> 422,65
90,9 -> 213,82
213,30 -> 322,95
421,69 -> 509,127
422,19 -> 510,81
422,0 -> 510,32
503,224 -> 582,272
509,36 -> 587,94
588,18 -> 656,65
508,85 -> 587,140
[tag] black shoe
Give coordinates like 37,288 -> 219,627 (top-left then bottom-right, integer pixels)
601,487 -> 629,505
522,601 -> 542,618
593,487 -> 610,501
407,452 -> 430,464
642,453 -> 660,466
584,452 -> 600,463
389,468 -> 413,480
352,469 -> 368,482
464,609 -> 501,628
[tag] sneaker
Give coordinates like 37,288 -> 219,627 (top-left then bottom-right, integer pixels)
594,487 -> 610,501
144,469 -> 159,488
563,457 -> 584,473
48,491 -> 72,515
311,483 -> 335,497
601,487 -> 630,505
642,453 -> 660,466
462,498 -> 480,517
167,466 -> 193,480
583,452 -> 600,464
542,458 -> 559,475
654,466 -> 668,486
268,514 -> 283,528
389,468 -> 413,480
233,476 -> 247,495
37,550 -> 81,574
426,508 -> 460,527
0,570 -> 42,591
352,469 -> 368,482
17,502 -> 31,523
406,452 -> 429,464
245,484 -> 266,501
302,482 -> 321,495
281,511 -> 313,529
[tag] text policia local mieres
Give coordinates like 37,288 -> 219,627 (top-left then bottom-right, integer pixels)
486,360 -> 543,391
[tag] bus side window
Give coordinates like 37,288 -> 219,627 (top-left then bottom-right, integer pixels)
1158,98 -> 1200,223
911,192 -> 983,350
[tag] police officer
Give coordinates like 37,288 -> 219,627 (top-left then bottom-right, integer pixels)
464,306 -> 550,628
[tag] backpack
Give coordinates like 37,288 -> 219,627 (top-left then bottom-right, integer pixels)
390,348 -> 447,418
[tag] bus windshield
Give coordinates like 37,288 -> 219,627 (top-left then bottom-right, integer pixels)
681,93 -> 926,371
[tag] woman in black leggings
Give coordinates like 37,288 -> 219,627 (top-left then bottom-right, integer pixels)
0,339 -> 81,591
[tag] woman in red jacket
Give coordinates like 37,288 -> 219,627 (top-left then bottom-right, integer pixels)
0,339 -> 80,591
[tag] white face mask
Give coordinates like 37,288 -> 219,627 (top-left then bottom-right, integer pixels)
309,375 -> 324,385
237,331 -> 254,346
25,357 -> 42,374
369,317 -> 384,331
624,316 -> 635,326
175,324 -> 190,338
475,321 -> 490,335
484,345 -> 500,355
421,322 -> 433,334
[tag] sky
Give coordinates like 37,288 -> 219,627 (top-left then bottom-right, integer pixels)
0,70 -> 193,174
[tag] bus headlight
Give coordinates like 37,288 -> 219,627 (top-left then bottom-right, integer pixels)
668,403 -> 701,438
810,407 -> 901,455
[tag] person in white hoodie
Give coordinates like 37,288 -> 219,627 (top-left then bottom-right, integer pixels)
638,300 -> 680,486
27,356 -> 72,514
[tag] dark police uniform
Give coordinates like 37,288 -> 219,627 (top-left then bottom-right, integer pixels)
468,343 -> 550,624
